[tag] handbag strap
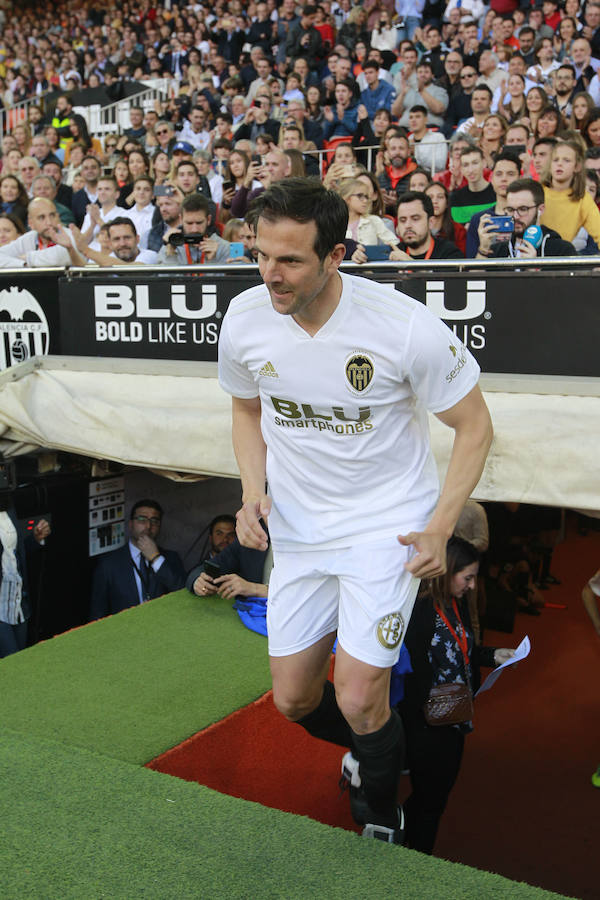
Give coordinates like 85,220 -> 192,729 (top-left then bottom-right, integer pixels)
434,598 -> 469,670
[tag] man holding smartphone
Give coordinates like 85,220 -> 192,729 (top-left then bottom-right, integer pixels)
476,178 -> 576,259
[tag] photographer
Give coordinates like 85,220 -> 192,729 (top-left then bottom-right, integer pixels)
156,194 -> 231,265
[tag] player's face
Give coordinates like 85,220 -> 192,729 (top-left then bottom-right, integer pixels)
450,562 -> 478,598
129,506 -> 161,545
256,216 -> 342,320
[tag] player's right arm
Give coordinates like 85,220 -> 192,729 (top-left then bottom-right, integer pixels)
232,395 -> 270,550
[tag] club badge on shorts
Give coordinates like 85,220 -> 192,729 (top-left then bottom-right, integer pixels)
376,612 -> 405,649
345,352 -> 374,395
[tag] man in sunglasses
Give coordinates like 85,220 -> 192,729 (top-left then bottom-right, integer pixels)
476,178 -> 575,259
90,499 -> 185,620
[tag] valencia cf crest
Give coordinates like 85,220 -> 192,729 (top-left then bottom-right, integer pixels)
345,352 -> 374,394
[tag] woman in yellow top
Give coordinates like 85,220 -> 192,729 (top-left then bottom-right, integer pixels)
540,138 -> 600,245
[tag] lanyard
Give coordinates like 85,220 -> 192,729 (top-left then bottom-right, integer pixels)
435,598 -> 469,668
184,242 -> 204,265
408,236 -> 435,260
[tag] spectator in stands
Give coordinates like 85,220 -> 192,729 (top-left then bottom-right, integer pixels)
230,147 -> 292,219
455,86 -> 494,145
408,105 -> 448,175
392,59 -> 449,129
30,134 -> 60,169
552,64 -> 577,121
0,213 -> 26,246
31,175 -> 75,227
378,132 -> 418,213
123,107 -> 147,142
466,150 -> 522,257
157,194 -> 231,265
339,177 -> 400,252
89,499 -> 186,621
407,167 -> 432,193
434,134 -> 475,192
79,175 -> 122,248
583,110 -> 600,149
146,185 -> 184,254
392,191 -> 464,260
17,156 -> 40,198
359,60 -> 397,121
477,49 -> 505,94
286,5 -> 324,71
425,182 -> 467,255
0,198 -> 84,268
541,137 -> 600,245
323,78 -> 359,139
450,146 -> 496,225
42,160 -> 73,211
0,175 -> 28,227
74,216 -> 158,266
72,155 -> 101,227
124,175 -> 156,241
476,177 -> 576,259
444,64 -> 480,136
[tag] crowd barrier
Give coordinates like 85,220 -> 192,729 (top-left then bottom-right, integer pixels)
0,259 -> 598,379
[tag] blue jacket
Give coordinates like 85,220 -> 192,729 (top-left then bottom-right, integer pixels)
360,81 -> 397,119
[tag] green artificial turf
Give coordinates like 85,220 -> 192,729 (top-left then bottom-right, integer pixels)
0,592 -> 271,764
0,728 -> 571,900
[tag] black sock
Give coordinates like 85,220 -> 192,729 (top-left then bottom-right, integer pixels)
351,710 -> 405,827
295,680 -> 353,748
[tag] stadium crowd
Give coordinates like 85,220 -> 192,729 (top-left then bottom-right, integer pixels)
2,0 -> 600,263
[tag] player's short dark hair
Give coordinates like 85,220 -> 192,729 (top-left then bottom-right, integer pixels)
249,177 -> 348,262
409,105 -> 428,116
506,177 -> 544,205
397,190 -> 434,218
130,499 -> 163,520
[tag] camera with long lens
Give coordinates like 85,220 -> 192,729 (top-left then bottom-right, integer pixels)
168,232 -> 205,247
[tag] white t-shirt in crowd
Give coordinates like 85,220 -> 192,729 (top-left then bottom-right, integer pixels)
218,272 -> 480,551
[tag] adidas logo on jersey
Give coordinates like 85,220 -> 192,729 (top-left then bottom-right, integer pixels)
259,361 -> 279,377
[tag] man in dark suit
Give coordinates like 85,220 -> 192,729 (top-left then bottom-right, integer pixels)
89,499 -> 186,620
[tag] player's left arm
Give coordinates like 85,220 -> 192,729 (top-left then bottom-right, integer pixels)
399,385 -> 493,577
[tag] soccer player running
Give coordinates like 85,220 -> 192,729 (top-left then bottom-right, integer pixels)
218,178 -> 493,844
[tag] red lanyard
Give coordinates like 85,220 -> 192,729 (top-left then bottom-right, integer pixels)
183,243 -> 204,265
435,598 -> 469,668
408,236 -> 435,260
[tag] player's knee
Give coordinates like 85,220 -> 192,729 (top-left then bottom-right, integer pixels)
336,687 -> 389,734
272,686 -> 318,722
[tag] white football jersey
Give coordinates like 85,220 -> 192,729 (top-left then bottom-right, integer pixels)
219,272 -> 480,550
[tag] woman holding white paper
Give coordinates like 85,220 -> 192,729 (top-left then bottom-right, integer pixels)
397,537 -> 515,854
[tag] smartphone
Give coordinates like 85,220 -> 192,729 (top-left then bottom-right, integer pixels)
507,144 -> 526,156
154,184 -> 176,197
489,215 -> 514,233
229,242 -> 245,258
203,560 -> 221,579
251,154 -> 261,165
364,244 -> 391,261
222,180 -> 234,192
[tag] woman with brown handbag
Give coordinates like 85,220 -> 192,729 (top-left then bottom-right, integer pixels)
397,536 -> 515,854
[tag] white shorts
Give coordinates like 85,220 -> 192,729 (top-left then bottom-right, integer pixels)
267,536 -> 420,668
